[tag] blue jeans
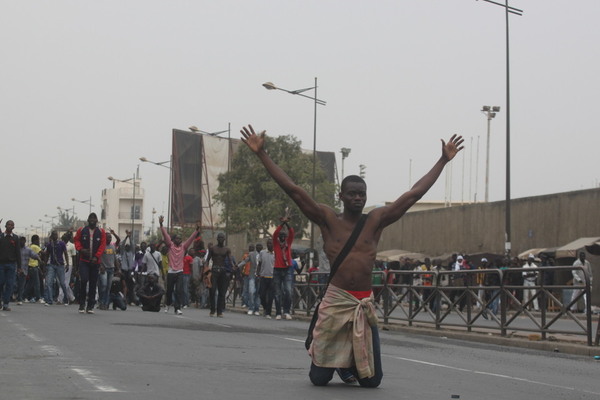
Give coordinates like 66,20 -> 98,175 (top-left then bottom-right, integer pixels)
45,264 -> 69,304
0,263 -> 17,305
273,268 -> 291,315
253,277 -> 261,312
182,274 -> 191,306
16,270 -> 26,302
309,325 -> 383,388
242,276 -> 256,310
109,292 -> 127,310
97,268 -> 114,306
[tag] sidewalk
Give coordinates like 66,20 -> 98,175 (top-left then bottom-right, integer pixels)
230,305 -> 600,357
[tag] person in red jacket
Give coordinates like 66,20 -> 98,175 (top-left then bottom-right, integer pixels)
74,213 -> 106,314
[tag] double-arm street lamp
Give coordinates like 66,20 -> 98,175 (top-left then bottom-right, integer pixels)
72,197 -> 94,215
340,147 -> 351,183
263,79 -> 327,250
139,156 -> 172,231
478,0 -> 523,255
481,106 -> 501,203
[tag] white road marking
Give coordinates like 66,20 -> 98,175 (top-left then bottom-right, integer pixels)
385,355 -> 600,395
71,368 -> 121,393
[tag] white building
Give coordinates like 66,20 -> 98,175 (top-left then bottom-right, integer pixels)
101,177 -> 144,245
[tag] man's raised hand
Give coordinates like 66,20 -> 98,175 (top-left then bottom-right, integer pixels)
441,134 -> 465,162
240,125 -> 266,154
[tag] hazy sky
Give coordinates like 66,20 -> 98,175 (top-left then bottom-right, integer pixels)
2,0 -> 599,236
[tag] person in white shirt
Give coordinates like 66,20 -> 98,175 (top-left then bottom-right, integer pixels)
522,254 -> 539,311
571,251 -> 593,312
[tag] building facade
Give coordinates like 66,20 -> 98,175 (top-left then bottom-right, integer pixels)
101,177 -> 144,245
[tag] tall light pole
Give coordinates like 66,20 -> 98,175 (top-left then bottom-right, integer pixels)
72,196 -> 94,215
263,79 -> 327,250
340,147 -> 351,182
478,0 -> 523,255
140,156 -> 172,231
481,106 -> 500,203
189,124 -> 231,243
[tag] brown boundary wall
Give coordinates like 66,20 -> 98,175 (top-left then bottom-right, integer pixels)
378,188 -> 600,257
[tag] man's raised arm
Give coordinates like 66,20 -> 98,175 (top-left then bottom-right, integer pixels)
241,125 -> 325,225
379,134 -> 464,228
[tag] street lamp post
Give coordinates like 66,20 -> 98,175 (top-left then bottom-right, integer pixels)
481,106 -> 500,203
263,79 -> 327,250
189,124 -> 231,243
72,196 -> 94,215
340,147 -> 351,182
140,156 -> 172,231
478,0 -> 523,255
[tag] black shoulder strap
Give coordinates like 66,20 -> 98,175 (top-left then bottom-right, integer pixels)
326,213 -> 368,285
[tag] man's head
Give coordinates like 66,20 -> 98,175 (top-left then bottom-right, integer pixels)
248,244 -> 255,252
149,243 -> 156,252
339,175 -> 367,214
50,230 -> 58,241
579,252 -> 586,261
105,232 -> 112,244
527,254 -> 535,264
140,241 -> 147,252
4,220 -> 14,234
87,213 -> 98,228
171,234 -> 182,246
266,239 -> 273,252
217,233 -> 225,246
278,230 -> 287,244
19,236 -> 26,248
31,234 -> 40,245
256,243 -> 263,252
148,273 -> 158,284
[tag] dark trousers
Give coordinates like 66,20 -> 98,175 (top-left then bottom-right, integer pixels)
109,292 -> 127,310
166,272 -> 183,311
140,296 -> 162,312
26,268 -> 42,301
309,325 -> 383,388
78,261 -> 99,310
209,268 -> 230,315
259,277 -> 274,316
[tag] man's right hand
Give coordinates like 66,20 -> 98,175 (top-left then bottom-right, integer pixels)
158,216 -> 164,226
80,249 -> 91,258
240,125 -> 266,154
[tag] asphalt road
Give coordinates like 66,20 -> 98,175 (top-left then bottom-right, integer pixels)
2,303 -> 599,400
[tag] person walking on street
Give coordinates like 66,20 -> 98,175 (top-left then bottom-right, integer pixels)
43,230 -> 70,306
0,220 -> 22,311
74,213 -> 106,314
159,215 -> 199,315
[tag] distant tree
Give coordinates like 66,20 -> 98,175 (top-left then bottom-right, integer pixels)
215,134 -> 337,241
56,209 -> 77,231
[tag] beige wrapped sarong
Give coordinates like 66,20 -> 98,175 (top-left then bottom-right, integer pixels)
308,284 -> 378,378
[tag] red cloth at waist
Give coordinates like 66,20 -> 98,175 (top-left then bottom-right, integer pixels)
347,290 -> 372,300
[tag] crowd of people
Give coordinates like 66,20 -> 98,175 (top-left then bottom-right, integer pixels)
0,213 -> 307,319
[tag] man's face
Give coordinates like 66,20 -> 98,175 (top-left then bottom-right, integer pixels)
88,215 -> 98,228
266,240 -> 273,252
140,242 -> 147,252
339,181 -> 367,213
278,232 -> 287,243
20,237 -> 26,248
50,232 -> 58,241
256,244 -> 263,252
579,252 -> 586,261
106,233 -> 112,244
217,233 -> 225,246
248,245 -> 255,252
172,235 -> 182,246
5,220 -> 14,233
